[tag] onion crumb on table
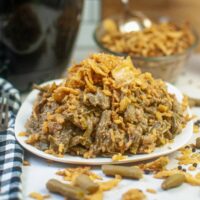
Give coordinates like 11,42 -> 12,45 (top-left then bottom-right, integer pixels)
122,189 -> 146,200
139,156 -> 169,173
85,177 -> 121,200
29,192 -> 50,200
146,188 -> 157,194
18,131 -> 28,136
188,165 -> 196,171
176,147 -> 200,165
193,125 -> 199,133
56,167 -> 102,182
23,160 -> 30,166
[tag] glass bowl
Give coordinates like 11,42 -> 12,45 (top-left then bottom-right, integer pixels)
94,17 -> 199,82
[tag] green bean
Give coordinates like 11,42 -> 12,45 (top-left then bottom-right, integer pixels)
46,179 -> 85,200
161,174 -> 185,190
188,97 -> 200,107
74,174 -> 99,194
102,165 -> 143,179
196,137 -> 200,149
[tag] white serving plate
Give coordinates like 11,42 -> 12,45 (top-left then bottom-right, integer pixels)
15,79 -> 193,165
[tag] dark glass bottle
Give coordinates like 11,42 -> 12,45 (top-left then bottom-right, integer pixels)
0,0 -> 84,91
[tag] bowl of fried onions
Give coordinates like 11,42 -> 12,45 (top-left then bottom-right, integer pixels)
94,17 -> 198,82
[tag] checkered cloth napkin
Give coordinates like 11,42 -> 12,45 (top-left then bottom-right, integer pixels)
0,78 -> 23,200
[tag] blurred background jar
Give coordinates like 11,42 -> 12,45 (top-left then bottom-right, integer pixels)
0,0 -> 84,91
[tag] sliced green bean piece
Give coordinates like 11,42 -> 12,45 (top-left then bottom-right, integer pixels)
74,174 -> 99,194
46,179 -> 85,200
162,174 -> 185,190
196,137 -> 200,149
102,165 -> 143,179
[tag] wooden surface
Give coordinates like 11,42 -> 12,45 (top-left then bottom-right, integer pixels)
101,0 -> 200,50
101,0 -> 200,24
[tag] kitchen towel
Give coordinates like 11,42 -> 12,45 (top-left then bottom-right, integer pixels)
0,78 -> 23,200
